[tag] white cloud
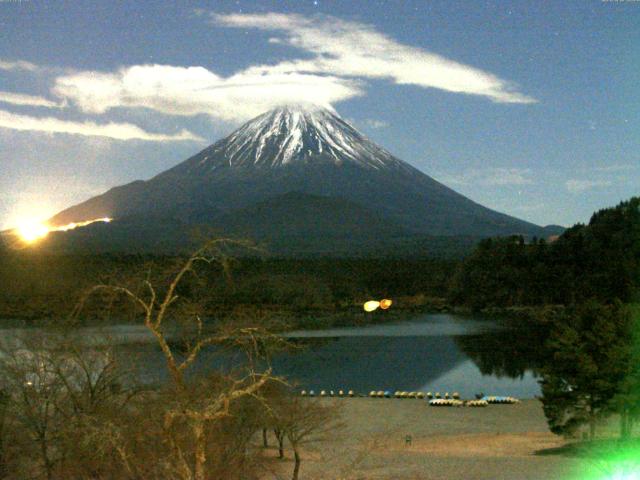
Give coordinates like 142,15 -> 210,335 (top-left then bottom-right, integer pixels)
48,12 -> 535,125
212,13 -> 536,105
0,91 -> 63,108
439,168 -> 534,187
485,168 -> 534,186
510,203 -> 545,214
362,119 -> 388,129
53,64 -> 363,122
592,163 -> 636,173
0,59 -> 40,72
565,179 -> 613,193
0,109 -> 203,142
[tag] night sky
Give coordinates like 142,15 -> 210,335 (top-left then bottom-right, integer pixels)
0,0 -> 638,229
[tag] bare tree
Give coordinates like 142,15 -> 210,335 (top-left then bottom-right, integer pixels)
262,386 -> 342,480
0,335 -> 67,480
0,387 -> 8,478
258,380 -> 290,460
286,398 -> 342,480
75,238 -> 288,480
0,238 -> 296,480
0,329 -> 140,480
75,238 -> 258,390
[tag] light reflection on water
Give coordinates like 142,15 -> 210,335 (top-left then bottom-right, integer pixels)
284,314 -> 499,338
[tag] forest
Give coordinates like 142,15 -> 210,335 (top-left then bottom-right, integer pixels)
453,197 -> 640,441
0,249 -> 456,325
1,197 -> 638,324
450,197 -> 640,309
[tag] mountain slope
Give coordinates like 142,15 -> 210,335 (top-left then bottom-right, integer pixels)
212,191 -> 407,239
48,105 -> 553,251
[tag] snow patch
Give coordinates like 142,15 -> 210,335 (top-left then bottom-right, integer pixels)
194,105 -> 410,172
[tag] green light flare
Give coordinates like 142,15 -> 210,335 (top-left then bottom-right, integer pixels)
568,441 -> 640,480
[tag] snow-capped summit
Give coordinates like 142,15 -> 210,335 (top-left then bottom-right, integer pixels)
185,104 -> 410,172
48,104 -> 555,253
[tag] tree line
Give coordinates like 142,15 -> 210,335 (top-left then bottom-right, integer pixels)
452,197 -> 640,441
449,197 -> 640,309
3,198 -> 638,323
0,249 -> 457,324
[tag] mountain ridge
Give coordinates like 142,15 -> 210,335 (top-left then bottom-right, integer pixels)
47,104 -> 557,254
171,105 -> 412,171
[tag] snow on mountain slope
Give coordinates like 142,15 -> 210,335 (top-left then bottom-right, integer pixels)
183,104 -> 412,172
48,103 -> 551,246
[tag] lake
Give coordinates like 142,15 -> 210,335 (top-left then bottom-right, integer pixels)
0,313 -> 543,399
274,314 -> 542,398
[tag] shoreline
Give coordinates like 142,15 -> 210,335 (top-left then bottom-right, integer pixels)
267,398 -> 586,479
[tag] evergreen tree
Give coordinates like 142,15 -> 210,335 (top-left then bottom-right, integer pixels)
540,301 -> 631,439
450,196 -> 640,309
611,305 -> 640,439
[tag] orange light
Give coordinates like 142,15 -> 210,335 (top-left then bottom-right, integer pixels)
54,217 -> 112,232
379,299 -> 393,310
15,220 -> 49,243
13,217 -> 112,244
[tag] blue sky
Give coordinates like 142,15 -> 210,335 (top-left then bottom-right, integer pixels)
0,0 -> 638,229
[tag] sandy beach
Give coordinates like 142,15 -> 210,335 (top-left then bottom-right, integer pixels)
263,398 -> 588,480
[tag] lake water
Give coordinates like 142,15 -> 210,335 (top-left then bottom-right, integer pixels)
0,313 -> 543,399
275,314 -> 542,398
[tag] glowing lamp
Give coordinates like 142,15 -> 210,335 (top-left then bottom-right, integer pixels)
379,299 -> 393,310
363,300 -> 380,312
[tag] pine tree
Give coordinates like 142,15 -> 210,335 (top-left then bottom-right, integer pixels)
611,305 -> 640,439
540,301 -> 630,439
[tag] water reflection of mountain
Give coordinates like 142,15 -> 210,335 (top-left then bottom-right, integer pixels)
115,336 -> 466,391
113,324 -> 546,394
270,335 -> 467,392
25,314 -> 545,396
454,321 -> 549,379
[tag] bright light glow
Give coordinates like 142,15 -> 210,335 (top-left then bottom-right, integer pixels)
608,472 -> 639,480
54,217 -> 112,232
13,217 -> 112,244
363,300 -> 380,312
364,299 -> 393,312
15,219 -> 50,243
576,441 -> 640,480
379,299 -> 393,310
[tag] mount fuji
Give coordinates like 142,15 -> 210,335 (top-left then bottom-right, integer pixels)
46,105 -> 559,255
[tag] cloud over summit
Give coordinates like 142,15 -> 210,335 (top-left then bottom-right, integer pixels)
213,12 -> 536,105
53,64 -> 361,122
49,12 -> 535,126
0,12 -> 535,143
